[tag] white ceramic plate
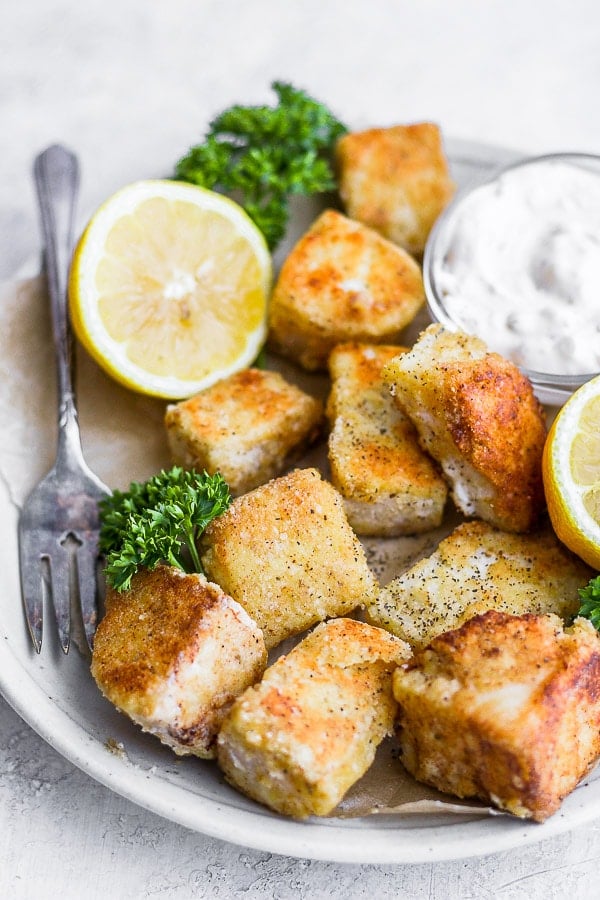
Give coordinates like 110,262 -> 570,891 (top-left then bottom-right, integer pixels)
2,139 -> 599,865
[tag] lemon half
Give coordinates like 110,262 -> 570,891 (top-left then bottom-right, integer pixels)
543,374 -> 600,569
69,180 -> 272,399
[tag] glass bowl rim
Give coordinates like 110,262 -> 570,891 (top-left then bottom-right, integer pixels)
423,150 -> 600,389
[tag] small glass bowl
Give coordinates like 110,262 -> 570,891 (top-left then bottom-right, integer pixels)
423,152 -> 600,406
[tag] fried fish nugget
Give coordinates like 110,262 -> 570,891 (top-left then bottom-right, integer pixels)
200,467 -> 378,649
165,368 -> 323,496
336,122 -> 455,256
267,209 -> 424,371
326,342 -> 447,536
217,617 -> 411,818
393,611 -> 600,821
367,520 -> 592,648
383,324 -> 547,532
91,565 -> 267,758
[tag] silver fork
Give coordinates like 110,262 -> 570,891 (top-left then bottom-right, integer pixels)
19,144 -> 110,655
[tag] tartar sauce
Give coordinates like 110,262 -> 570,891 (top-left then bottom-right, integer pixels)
432,158 -> 600,375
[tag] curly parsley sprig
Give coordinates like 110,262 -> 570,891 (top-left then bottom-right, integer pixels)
174,81 -> 347,249
99,467 -> 231,592
577,575 -> 600,630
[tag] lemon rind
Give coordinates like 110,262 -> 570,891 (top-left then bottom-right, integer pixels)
547,375 -> 600,556
68,180 -> 272,399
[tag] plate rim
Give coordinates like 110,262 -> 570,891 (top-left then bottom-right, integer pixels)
3,627 -> 599,865
4,136 -> 599,865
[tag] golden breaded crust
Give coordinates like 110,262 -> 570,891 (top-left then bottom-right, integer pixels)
217,617 -> 411,818
267,209 -> 424,371
336,123 -> 455,256
165,368 -> 323,496
383,324 -> 547,532
393,611 -> 600,821
367,520 -> 592,648
200,467 -> 378,648
326,342 -> 447,535
91,566 -> 267,757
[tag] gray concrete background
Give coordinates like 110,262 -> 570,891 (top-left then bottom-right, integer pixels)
3,2 -> 600,896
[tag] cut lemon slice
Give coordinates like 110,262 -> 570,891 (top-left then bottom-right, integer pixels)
543,373 -> 600,569
69,180 -> 272,399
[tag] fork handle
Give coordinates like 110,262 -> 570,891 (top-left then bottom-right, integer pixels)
33,145 -> 81,453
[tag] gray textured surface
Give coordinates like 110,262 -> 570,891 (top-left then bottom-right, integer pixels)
3,1 -> 600,896
3,696 -> 600,898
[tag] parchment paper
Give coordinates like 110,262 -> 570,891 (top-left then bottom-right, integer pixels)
0,272 -> 507,822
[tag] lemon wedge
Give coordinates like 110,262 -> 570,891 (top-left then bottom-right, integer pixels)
543,374 -> 600,569
69,180 -> 272,399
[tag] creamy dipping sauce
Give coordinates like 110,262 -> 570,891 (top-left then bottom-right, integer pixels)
432,158 -> 600,375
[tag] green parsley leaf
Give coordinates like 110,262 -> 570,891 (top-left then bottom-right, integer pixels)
174,81 -> 347,249
577,575 -> 600,630
99,467 -> 231,592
